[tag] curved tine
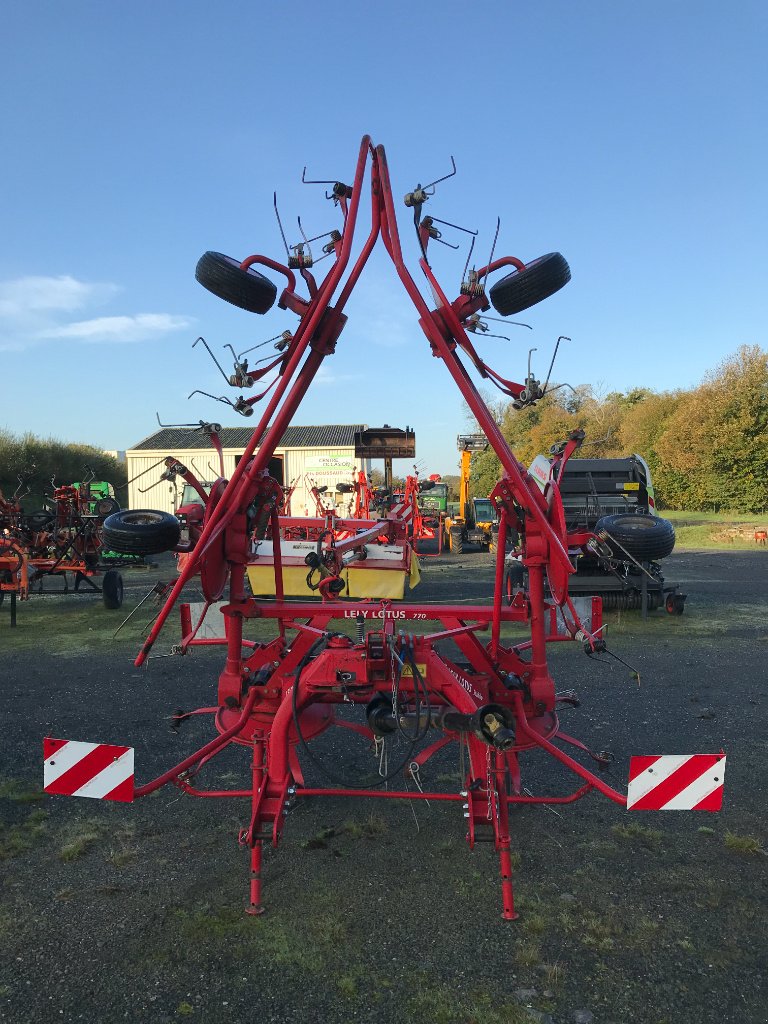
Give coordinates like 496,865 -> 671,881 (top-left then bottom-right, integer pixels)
542,336 -> 571,395
237,333 -> 284,361
424,155 -> 456,191
188,389 -> 233,408
273,192 -> 291,258
192,336 -> 230,384
481,217 -> 501,284
527,348 -> 537,378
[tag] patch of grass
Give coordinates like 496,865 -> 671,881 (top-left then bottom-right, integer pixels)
521,911 -> 547,937
176,1002 -> 194,1015
724,831 -> 766,856
611,822 -> 664,847
579,838 -> 620,858
0,778 -> 45,803
514,938 -> 541,967
342,813 -> 388,839
171,904 -> 347,973
336,975 -> 358,998
582,911 -> 615,952
59,826 -> 103,862
107,847 -> 138,868
0,808 -> 47,860
301,826 -> 337,850
540,961 -> 564,988
697,826 -> 716,836
408,983 -> 534,1024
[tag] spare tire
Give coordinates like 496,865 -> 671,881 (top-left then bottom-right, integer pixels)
595,513 -> 675,562
102,510 -> 181,555
489,253 -> 571,316
195,251 -> 277,314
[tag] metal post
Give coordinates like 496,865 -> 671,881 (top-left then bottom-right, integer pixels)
10,591 -> 17,628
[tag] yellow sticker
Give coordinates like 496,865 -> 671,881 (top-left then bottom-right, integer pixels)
401,663 -> 428,678
623,482 -> 640,491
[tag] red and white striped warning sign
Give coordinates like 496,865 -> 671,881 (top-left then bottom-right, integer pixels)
627,753 -> 726,811
43,738 -> 134,803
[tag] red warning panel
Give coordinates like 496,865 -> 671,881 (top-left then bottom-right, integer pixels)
43,738 -> 134,803
627,753 -> 726,811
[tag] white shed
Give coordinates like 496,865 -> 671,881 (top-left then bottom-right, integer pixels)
125,424 -> 370,516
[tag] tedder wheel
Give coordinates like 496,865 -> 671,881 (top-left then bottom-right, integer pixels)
450,527 -> 464,555
489,253 -> 571,316
595,513 -> 676,562
195,251 -> 277,315
102,510 -> 181,555
102,569 -> 124,610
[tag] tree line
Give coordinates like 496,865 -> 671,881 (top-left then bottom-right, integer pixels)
469,345 -> 768,513
0,430 -> 128,511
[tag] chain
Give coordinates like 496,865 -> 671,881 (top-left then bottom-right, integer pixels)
390,635 -> 400,718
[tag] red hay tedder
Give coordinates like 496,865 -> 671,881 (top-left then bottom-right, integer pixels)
44,138 -> 726,920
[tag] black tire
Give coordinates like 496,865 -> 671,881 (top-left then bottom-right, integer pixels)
102,510 -> 180,555
504,560 -> 525,604
666,593 -> 686,615
195,251 -> 277,315
95,497 -> 120,519
27,510 -> 54,532
102,569 -> 123,610
450,527 -> 464,555
489,253 -> 571,316
596,513 -> 675,562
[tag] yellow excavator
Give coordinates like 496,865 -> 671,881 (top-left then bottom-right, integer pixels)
443,434 -> 498,554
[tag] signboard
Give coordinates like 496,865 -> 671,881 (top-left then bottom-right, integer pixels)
305,452 -> 357,473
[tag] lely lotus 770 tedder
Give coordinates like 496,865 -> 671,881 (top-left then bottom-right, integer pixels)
44,138 -> 726,920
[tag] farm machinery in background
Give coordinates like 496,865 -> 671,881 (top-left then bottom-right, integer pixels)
505,452 -> 686,617
443,434 -> 498,554
46,137 -> 724,924
0,470 -> 126,624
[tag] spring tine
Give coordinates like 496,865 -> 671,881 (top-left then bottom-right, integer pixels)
273,192 -> 291,258
423,155 -> 456,191
188,390 -> 234,408
542,336 -> 571,395
461,235 -> 476,285
482,217 -> 501,283
237,333 -> 285,360
479,314 -> 532,329
192,337 -> 230,384
429,215 -> 477,236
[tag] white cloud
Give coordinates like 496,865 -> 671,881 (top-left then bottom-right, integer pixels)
314,365 -> 361,386
40,313 -> 193,344
0,273 -> 192,350
0,275 -> 118,315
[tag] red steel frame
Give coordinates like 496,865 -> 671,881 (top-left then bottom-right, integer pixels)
116,138 -> 628,919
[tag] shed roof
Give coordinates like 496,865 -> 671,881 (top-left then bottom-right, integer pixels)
128,424 -> 366,452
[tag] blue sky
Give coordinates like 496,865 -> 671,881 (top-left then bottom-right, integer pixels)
1,2 -> 765,477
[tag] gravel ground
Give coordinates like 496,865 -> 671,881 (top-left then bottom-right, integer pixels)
1,549 -> 766,1023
